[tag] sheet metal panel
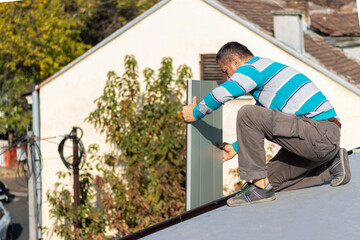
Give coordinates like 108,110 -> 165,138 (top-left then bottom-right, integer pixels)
186,80 -> 223,211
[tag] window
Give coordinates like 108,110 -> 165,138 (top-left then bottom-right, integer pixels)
200,54 -> 226,81
200,54 -> 252,99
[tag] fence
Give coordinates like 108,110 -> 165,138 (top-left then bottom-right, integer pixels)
0,140 -> 27,168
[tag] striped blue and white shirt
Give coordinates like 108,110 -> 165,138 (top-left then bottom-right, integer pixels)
192,57 -> 337,152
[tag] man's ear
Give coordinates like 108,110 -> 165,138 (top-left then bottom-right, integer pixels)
232,57 -> 242,68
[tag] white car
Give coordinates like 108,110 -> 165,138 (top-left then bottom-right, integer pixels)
0,202 -> 12,240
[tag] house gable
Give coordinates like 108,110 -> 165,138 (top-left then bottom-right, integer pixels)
39,1 -> 360,238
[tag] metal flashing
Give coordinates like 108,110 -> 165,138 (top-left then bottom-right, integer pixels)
119,191 -> 237,240
186,80 -> 223,211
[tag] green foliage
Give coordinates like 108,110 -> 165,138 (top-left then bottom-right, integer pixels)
47,55 -> 192,239
0,0 -> 92,137
0,74 -> 31,140
0,0 -> 92,78
79,0 -> 160,45
46,161 -> 109,239
0,0 -> 160,139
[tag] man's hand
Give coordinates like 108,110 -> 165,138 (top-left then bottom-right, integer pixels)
182,96 -> 197,123
217,143 -> 237,162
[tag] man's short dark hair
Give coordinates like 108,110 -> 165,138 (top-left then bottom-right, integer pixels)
216,42 -> 254,63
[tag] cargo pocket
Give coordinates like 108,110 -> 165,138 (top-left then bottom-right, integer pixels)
310,122 -> 339,160
272,110 -> 303,139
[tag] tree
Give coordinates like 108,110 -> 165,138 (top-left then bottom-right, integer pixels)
79,0 -> 160,45
0,0 -> 92,141
0,0 -> 162,143
47,55 -> 192,239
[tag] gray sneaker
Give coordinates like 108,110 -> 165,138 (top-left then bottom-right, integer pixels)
227,182 -> 276,207
330,148 -> 351,187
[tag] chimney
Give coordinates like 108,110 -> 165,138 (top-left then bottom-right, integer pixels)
272,10 -> 305,54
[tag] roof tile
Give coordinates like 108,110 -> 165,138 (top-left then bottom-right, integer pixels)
217,0 -> 360,87
310,12 -> 360,36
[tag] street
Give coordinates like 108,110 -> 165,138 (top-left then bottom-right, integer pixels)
1,168 -> 29,240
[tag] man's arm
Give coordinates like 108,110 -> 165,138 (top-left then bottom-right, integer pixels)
182,96 -> 197,123
192,71 -> 258,120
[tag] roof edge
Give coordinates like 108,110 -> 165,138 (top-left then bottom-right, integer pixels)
203,0 -> 360,96
119,191 -> 237,240
120,149 -> 358,240
37,0 -> 172,89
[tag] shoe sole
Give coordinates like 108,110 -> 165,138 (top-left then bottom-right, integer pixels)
331,148 -> 351,187
227,195 -> 276,207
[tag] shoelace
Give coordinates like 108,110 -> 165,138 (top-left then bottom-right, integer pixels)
330,159 -> 343,177
235,182 -> 252,197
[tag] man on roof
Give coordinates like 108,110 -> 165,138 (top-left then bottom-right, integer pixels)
182,41 -> 351,207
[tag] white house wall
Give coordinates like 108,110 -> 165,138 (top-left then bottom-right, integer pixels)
39,0 -> 360,237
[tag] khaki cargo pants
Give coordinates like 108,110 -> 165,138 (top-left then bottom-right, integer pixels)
236,105 -> 340,192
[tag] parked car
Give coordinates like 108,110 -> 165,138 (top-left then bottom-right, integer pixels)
0,182 -> 9,203
0,202 -> 12,240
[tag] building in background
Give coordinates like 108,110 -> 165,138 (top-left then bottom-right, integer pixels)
36,0 -> 360,238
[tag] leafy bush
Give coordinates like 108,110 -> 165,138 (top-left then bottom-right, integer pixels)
47,55 -> 192,239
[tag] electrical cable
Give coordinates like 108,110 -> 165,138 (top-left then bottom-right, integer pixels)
57,127 -> 87,238
15,146 -> 29,188
58,127 -> 86,170
0,132 -> 44,187
0,134 -> 30,186
16,135 -> 36,186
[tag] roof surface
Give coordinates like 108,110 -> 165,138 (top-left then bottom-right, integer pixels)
310,12 -> 360,36
304,32 -> 360,86
217,0 -> 360,88
37,0 -> 360,93
141,152 -> 360,240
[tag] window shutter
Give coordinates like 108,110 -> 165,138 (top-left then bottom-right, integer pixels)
200,54 -> 226,81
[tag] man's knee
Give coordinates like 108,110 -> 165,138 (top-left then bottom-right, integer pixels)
237,105 -> 256,122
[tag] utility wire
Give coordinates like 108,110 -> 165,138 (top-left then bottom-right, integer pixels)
41,138 -> 73,149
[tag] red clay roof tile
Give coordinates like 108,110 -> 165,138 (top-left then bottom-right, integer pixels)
310,12 -> 360,36
216,0 -> 360,87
